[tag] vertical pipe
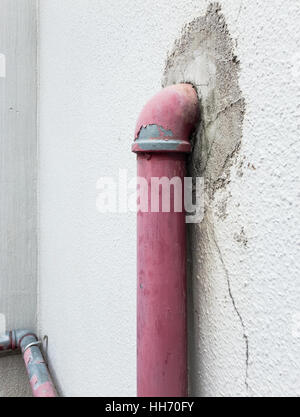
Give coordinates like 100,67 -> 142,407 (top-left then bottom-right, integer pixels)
132,84 -> 199,397
137,153 -> 187,396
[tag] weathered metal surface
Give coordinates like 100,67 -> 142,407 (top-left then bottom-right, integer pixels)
133,84 -> 199,397
132,84 -> 198,154
137,152 -> 188,397
134,136 -> 191,152
20,335 -> 57,398
0,330 -> 57,397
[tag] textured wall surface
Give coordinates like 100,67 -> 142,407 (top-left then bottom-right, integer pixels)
38,0 -> 300,396
0,0 -> 37,397
163,2 -> 300,396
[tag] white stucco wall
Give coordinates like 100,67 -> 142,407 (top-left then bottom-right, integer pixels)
38,0 -> 300,397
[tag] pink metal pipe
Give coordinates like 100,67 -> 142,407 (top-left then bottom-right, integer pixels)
132,84 -> 199,397
0,330 -> 57,397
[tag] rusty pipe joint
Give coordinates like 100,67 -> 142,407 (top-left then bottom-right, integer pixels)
132,83 -> 199,154
0,330 -> 57,397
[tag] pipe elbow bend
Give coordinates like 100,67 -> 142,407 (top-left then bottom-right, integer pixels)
0,329 -> 38,351
132,84 -> 199,153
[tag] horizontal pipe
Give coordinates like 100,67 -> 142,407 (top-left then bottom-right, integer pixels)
0,330 -> 57,397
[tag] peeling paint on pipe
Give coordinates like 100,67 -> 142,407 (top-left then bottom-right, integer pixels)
0,330 -> 57,397
132,84 -> 199,397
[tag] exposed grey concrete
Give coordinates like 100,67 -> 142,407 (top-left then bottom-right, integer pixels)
0,0 -> 37,330
163,3 -> 245,199
0,0 -> 37,397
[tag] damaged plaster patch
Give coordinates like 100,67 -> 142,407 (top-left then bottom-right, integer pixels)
163,2 -> 245,199
234,227 -> 248,248
163,3 -> 248,395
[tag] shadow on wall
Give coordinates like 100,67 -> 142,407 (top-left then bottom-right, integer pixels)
163,2 -> 247,396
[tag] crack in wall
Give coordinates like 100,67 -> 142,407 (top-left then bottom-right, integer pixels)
211,228 -> 249,392
235,0 -> 244,24
163,2 -> 247,395
206,98 -> 244,130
